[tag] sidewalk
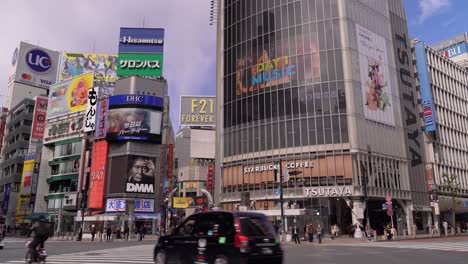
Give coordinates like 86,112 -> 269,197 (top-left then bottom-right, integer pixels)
50,234 -> 160,242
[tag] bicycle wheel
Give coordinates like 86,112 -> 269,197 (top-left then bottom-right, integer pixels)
25,249 -> 33,264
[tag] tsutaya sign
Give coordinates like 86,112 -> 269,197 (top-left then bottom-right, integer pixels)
303,186 -> 353,197
243,161 -> 313,174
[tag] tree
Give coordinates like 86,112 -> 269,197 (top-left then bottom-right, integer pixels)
441,173 -> 458,235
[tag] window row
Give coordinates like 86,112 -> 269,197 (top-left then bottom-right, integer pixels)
53,141 -> 82,158
50,159 -> 80,175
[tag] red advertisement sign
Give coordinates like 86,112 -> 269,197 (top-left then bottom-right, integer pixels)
168,144 -> 173,192
96,98 -> 108,139
31,97 -> 48,140
88,140 -> 108,209
207,164 -> 214,192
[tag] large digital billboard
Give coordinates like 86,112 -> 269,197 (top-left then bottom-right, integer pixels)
109,155 -> 156,194
414,41 -> 436,132
31,97 -> 48,140
12,42 -> 60,88
106,95 -> 163,143
356,24 -> 395,126
47,72 -> 94,119
180,96 -> 216,127
88,140 -> 108,209
59,52 -> 118,83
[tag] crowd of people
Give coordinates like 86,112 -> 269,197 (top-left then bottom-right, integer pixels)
87,223 -> 151,242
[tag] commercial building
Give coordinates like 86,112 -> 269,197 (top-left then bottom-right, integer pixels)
431,32 -> 468,69
215,0 -> 430,236
413,40 -> 468,231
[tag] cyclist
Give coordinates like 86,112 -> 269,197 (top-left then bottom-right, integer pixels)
26,218 -> 50,263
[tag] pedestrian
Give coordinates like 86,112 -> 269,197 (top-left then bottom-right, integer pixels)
386,224 -> 393,240
303,225 -> 307,241
316,224 -> 323,244
124,225 -> 129,240
91,225 -> 96,242
292,224 -> 300,244
142,225 -> 146,239
307,223 -> 315,243
442,220 -> 448,236
106,225 -> 112,242
331,224 -> 338,240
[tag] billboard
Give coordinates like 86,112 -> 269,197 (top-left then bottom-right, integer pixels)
109,155 -> 157,194
414,41 -> 437,132
189,129 -> 215,159
2,183 -> 11,215
441,42 -> 467,58
117,53 -> 163,77
173,197 -> 193,209
83,86 -> 99,132
47,72 -> 94,119
88,140 -> 108,209
31,97 -> 48,140
119,28 -> 164,53
44,115 -> 84,143
12,42 -> 60,88
95,98 -> 109,139
105,198 -> 154,212
17,154 -> 36,217
106,95 -> 163,142
180,96 -> 216,126
356,24 -> 395,126
59,52 -> 118,83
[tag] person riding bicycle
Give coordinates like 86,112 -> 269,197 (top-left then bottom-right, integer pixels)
26,218 -> 50,263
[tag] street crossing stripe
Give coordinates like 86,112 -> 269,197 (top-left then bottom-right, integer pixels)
345,241 -> 468,252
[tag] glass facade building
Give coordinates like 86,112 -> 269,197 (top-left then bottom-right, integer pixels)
216,0 -> 432,236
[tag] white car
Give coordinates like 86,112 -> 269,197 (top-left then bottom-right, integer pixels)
0,237 -> 5,249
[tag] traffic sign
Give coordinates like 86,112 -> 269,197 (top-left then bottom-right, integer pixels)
387,209 -> 394,217
386,204 -> 393,210
381,203 -> 387,210
385,195 -> 392,202
275,189 -> 280,195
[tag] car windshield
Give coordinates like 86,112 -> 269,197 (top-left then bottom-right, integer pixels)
240,217 -> 276,237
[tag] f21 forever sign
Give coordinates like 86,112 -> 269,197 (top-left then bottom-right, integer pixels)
180,96 -> 216,127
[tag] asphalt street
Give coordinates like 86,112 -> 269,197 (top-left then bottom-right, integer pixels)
0,237 -> 467,263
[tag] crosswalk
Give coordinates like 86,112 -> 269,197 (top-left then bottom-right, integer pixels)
346,240 -> 468,252
4,244 -> 155,264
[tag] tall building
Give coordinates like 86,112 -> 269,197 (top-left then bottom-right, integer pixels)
215,0 -> 430,235
413,40 -> 468,230
430,32 -> 468,69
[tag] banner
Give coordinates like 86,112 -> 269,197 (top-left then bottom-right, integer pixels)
117,53 -> 163,77
180,96 -> 216,126
83,86 -> 99,132
173,197 -> 193,209
60,52 -> 118,83
125,156 -> 156,194
105,198 -> 154,212
356,24 -> 395,126
414,41 -> 436,132
207,164 -> 214,191
167,144 -> 173,192
31,97 -> 48,140
47,72 -> 94,119
88,140 -> 108,209
44,116 -> 84,143
2,183 -> 11,215
183,181 -> 198,189
16,154 -> 36,217
95,98 -> 108,139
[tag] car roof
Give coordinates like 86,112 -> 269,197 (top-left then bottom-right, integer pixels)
190,211 -> 268,219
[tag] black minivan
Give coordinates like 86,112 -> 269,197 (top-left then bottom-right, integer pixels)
154,211 -> 283,264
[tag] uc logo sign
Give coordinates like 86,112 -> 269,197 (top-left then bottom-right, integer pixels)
25,49 -> 52,73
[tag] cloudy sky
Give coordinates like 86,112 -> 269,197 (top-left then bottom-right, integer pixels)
0,0 -> 466,130
0,0 -> 217,129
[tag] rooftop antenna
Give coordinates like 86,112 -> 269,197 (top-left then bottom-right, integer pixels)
142,16 -> 146,28
93,40 -> 96,53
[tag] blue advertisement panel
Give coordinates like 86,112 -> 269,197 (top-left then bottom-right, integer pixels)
107,95 -> 164,142
441,42 -> 467,58
119,28 -> 164,53
415,41 -> 437,132
2,183 -> 11,215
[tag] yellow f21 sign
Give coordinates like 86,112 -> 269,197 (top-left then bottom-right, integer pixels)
180,96 -> 216,126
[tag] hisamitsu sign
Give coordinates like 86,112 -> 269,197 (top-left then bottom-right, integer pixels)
180,96 -> 216,127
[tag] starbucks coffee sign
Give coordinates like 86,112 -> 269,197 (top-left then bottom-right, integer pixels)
303,186 -> 353,197
243,161 -> 313,174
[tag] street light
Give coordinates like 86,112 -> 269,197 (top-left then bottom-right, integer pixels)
364,145 -> 371,235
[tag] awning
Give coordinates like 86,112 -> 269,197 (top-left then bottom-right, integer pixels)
25,213 -> 49,220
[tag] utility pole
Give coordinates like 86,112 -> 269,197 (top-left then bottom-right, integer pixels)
274,159 -> 285,239
364,145 -> 371,235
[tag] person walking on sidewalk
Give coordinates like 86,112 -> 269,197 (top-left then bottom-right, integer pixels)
124,225 -> 129,240
316,224 -> 323,244
307,223 -> 315,243
106,225 -> 112,242
91,225 -> 96,242
292,224 -> 301,244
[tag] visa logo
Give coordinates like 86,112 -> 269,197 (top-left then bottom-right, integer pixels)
40,79 -> 52,85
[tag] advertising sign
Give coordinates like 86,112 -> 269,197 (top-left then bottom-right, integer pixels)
207,164 -> 214,191
31,97 -> 48,140
88,140 -> 108,209
119,28 -> 164,53
414,41 -> 437,132
13,42 -> 60,88
16,154 -> 36,217
441,42 -> 467,58
2,183 -> 11,215
117,53 -> 163,77
105,198 -> 154,212
107,95 -> 163,142
184,181 -> 198,189
168,144 -> 173,192
59,52 -> 118,83
47,72 -> 94,119
180,96 -> 216,126
356,24 -> 395,126
173,197 -> 193,209
44,116 -> 84,143
83,86 -> 99,132
95,98 -> 109,139
125,156 -> 156,194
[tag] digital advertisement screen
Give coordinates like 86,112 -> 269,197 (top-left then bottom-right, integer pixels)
106,95 -> 163,143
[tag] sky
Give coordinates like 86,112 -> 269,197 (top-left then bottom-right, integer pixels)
0,0 -> 466,130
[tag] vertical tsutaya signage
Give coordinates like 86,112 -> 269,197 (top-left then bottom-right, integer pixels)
88,140 -> 108,209
356,24 -> 395,126
31,97 -> 48,140
83,86 -> 99,132
117,28 -> 164,77
414,41 -> 437,132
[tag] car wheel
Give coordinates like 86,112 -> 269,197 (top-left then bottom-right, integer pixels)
213,255 -> 228,264
154,250 -> 166,264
